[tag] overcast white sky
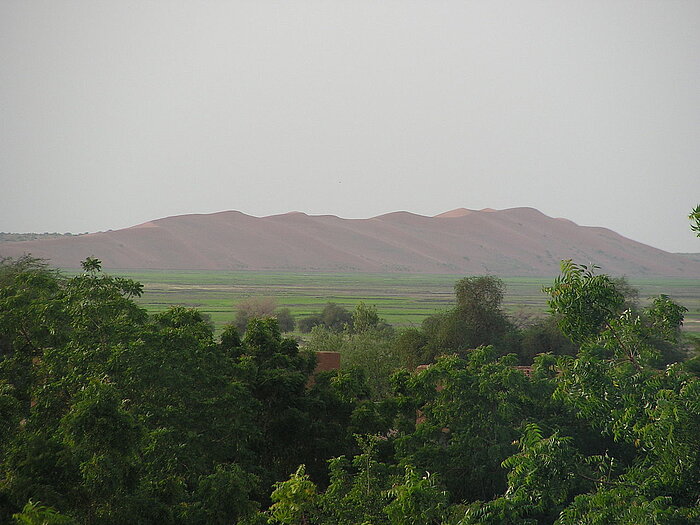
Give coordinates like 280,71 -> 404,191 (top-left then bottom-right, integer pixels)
1,1 -> 699,252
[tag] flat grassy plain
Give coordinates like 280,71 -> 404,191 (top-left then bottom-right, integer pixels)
92,269 -> 700,335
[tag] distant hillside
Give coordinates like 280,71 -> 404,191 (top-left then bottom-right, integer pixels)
2,207 -> 699,277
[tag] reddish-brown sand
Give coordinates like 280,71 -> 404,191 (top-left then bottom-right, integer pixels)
2,207 -> 699,277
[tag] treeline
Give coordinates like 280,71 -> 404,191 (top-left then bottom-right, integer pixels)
0,232 -> 83,243
1,253 -> 700,524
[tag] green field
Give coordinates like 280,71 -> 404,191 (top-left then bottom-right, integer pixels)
87,269 -> 700,335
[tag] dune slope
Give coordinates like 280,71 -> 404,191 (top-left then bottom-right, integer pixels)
2,208 -> 698,277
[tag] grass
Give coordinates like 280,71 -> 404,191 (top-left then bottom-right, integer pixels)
83,269 -> 700,334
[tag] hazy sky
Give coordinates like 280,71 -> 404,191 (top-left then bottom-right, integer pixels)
1,1 -> 699,252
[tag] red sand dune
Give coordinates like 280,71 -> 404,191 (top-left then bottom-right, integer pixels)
2,207 -> 699,277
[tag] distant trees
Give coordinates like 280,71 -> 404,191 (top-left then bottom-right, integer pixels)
233,296 -> 296,333
304,303 -> 399,399
395,275 -> 521,368
519,316 -> 578,363
298,302 -> 353,333
274,307 -> 296,333
453,275 -> 513,347
351,301 -> 380,333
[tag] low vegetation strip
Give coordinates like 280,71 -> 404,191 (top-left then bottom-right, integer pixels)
73,269 -> 700,334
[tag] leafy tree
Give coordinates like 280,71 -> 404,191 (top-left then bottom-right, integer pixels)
416,276 -> 519,363
220,322 -> 243,351
185,464 -> 258,524
519,316 -> 578,364
267,465 -> 318,525
233,297 -> 295,333
0,258 -> 371,523
476,215 -> 700,522
352,302 -> 380,333
234,297 -> 278,332
458,423 -> 591,524
303,325 -> 345,354
392,327 -> 431,370
316,435 -> 394,525
459,259 -> 700,524
690,204 -> 700,235
453,276 -> 513,347
260,438 -> 449,525
0,259 -> 262,523
611,275 -> 640,313
275,308 -> 296,333
297,314 -> 322,333
298,303 -> 353,333
58,380 -> 142,522
0,256 -> 65,406
320,303 -> 353,332
12,500 -> 73,525
393,348 -> 552,503
237,317 -> 369,493
305,316 -> 400,400
343,332 -> 401,400
383,466 -> 448,525
543,261 -> 626,347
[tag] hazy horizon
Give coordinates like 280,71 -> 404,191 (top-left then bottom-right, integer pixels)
2,1 -> 699,252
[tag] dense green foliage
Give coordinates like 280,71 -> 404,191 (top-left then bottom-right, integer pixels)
0,257 -> 367,524
1,208 -> 699,525
690,205 -> 700,236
